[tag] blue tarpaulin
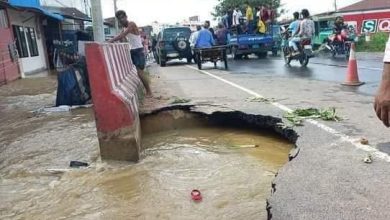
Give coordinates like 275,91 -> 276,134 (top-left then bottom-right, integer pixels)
8,0 -> 64,20
56,65 -> 91,106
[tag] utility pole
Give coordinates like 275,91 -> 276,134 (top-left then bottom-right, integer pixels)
114,0 -> 119,34
334,0 -> 338,12
91,0 -> 104,42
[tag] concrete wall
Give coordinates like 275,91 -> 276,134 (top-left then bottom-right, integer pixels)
85,43 -> 144,161
8,9 -> 47,74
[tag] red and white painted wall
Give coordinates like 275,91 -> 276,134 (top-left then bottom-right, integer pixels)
343,9 -> 390,34
85,42 -> 144,162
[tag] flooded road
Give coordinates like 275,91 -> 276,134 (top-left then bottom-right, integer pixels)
1,78 -> 293,219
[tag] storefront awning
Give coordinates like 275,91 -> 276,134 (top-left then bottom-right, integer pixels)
43,6 -> 91,21
8,0 -> 64,21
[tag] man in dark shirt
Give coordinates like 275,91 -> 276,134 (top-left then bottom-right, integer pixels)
227,8 -> 233,28
334,16 -> 347,35
215,23 -> 228,45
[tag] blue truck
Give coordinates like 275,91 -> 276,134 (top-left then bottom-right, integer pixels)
229,33 -> 274,59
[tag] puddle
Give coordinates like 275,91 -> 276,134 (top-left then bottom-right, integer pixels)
0,80 -> 294,220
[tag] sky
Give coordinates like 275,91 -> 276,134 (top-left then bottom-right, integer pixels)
102,0 -> 362,26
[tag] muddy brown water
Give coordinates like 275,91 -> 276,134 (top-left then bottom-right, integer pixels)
0,78 -> 293,219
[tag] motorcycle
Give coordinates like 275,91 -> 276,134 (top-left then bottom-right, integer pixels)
325,26 -> 355,59
281,31 -> 313,67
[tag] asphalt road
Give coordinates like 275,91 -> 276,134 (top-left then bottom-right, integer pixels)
203,53 -> 384,96
147,53 -> 390,220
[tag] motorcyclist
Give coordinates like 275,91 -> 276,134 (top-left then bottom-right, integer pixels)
334,16 -> 347,35
331,16 -> 348,44
288,12 -> 300,38
289,9 -> 315,56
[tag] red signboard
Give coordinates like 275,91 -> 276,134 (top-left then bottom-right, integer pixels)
378,18 -> 390,32
343,11 -> 390,34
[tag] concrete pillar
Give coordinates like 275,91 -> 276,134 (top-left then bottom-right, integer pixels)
91,0 -> 104,42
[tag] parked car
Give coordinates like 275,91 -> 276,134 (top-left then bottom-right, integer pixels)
154,27 -> 192,67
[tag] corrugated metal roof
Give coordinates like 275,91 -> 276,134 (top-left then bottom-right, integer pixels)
43,6 -> 91,21
8,0 -> 63,20
339,0 -> 390,12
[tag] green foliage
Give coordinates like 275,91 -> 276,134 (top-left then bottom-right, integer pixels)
213,0 -> 281,18
245,96 -> 275,103
171,97 -> 191,104
356,32 -> 388,52
284,107 -> 342,126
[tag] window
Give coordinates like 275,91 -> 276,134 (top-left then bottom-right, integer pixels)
12,25 -> 39,58
13,25 -> 29,58
104,27 -> 110,35
0,9 -> 8,28
162,28 -> 191,41
26,27 -> 39,57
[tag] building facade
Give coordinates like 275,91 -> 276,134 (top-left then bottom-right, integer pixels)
0,2 -> 20,85
8,9 -> 48,74
6,0 -> 65,75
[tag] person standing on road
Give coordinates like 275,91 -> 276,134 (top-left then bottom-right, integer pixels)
195,22 -> 215,48
374,35 -> 390,127
109,10 -> 152,96
190,25 -> 202,48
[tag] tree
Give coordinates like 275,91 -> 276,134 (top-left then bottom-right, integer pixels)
213,0 -> 282,18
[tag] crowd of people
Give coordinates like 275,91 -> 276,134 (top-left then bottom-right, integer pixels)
222,3 -> 276,35
189,2 -> 277,49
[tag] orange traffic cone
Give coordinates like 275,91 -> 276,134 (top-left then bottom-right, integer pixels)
342,43 -> 364,86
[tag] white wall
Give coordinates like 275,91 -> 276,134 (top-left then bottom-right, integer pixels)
8,9 -> 47,74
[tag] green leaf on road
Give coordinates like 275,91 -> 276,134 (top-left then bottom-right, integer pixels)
171,97 -> 191,104
284,107 -> 342,126
246,96 -> 275,103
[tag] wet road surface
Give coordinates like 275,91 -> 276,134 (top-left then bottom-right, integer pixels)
148,55 -> 390,219
209,53 -> 383,96
1,51 -> 388,219
0,77 -> 293,219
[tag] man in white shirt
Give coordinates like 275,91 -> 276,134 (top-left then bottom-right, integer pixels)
233,6 -> 242,26
190,25 -> 202,48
